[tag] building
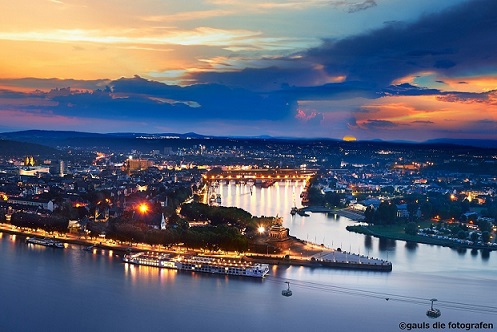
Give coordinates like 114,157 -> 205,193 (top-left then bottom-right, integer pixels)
6,197 -> 54,212
125,158 -> 153,173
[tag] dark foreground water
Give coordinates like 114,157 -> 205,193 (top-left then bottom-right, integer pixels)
1,182 -> 496,332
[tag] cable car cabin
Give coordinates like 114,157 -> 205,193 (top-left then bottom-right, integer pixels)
282,281 -> 292,297
426,299 -> 441,318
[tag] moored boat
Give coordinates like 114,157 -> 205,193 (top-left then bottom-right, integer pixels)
26,237 -> 64,248
123,252 -> 269,278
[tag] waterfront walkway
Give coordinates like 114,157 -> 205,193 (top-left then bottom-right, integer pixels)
299,206 -> 365,221
311,249 -> 388,265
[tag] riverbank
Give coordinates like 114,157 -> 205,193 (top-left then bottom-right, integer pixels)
1,222 -> 392,272
300,206 -> 366,221
249,235 -> 392,272
347,224 -> 497,251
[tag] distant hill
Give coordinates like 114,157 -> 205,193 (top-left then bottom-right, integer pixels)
1,130 -> 496,151
0,130 -> 107,146
0,139 -> 64,158
424,138 -> 497,149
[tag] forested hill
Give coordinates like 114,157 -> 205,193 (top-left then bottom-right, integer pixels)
0,139 -> 63,158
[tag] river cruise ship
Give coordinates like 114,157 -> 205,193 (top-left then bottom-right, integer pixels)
123,252 -> 269,278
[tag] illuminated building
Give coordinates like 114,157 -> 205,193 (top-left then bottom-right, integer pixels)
124,158 -> 153,173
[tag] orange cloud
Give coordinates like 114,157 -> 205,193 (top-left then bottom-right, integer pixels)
355,95 -> 497,134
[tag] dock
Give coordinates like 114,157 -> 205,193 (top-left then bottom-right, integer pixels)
245,243 -> 392,272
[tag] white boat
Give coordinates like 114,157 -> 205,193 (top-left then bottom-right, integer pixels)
26,237 -> 64,248
123,252 -> 269,278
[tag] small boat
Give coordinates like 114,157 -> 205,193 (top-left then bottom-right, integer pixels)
426,299 -> 441,318
297,209 -> 310,217
282,281 -> 292,297
83,245 -> 95,251
290,207 -> 298,216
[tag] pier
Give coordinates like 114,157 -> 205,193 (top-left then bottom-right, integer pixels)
248,235 -> 392,272
245,252 -> 392,272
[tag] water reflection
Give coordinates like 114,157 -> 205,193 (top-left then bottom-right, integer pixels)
364,235 -> 372,250
124,262 -> 179,285
220,182 -> 494,273
405,242 -> 417,251
481,249 -> 490,260
378,238 -> 396,252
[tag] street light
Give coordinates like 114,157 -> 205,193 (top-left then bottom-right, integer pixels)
258,226 -> 265,234
138,203 -> 149,214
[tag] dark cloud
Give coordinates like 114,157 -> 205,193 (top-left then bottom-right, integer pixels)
381,83 -> 441,96
191,65 -> 328,92
305,0 -> 497,86
187,0 -> 497,101
0,78 -> 110,91
351,0 -> 377,13
361,119 -> 399,129
436,90 -> 497,105
411,120 -> 434,124
1,76 -> 295,122
434,59 -> 456,69
330,0 -> 377,13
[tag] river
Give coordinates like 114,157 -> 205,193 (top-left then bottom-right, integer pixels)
1,181 -> 496,332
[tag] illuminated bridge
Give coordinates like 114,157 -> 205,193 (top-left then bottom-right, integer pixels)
202,168 -> 318,182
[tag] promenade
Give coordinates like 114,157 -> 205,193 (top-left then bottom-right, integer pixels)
300,206 -> 366,221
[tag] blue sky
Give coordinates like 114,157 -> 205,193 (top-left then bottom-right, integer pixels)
1,0 -> 496,141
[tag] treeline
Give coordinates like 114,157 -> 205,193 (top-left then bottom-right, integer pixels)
180,202 -> 252,228
10,213 -> 69,232
364,202 -> 398,225
305,187 -> 346,208
82,202 -> 263,252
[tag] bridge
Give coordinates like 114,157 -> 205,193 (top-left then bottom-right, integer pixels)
202,168 -> 318,182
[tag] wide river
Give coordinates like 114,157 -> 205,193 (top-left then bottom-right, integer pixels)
1,181 -> 496,332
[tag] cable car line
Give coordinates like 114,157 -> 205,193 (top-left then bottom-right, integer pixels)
267,275 -> 497,315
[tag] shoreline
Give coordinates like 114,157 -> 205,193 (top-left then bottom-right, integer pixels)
346,224 -> 497,251
0,222 -> 392,272
301,206 -> 366,221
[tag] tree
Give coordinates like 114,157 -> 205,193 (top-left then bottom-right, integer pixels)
364,206 -> 375,224
481,231 -> 490,243
420,201 -> 433,220
477,220 -> 492,233
324,192 -> 343,208
470,232 -> 479,242
307,187 -> 325,206
407,203 -> 419,222
375,202 -> 398,225
405,222 -> 418,235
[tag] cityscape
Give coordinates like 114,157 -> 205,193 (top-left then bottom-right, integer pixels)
1,0 -> 497,331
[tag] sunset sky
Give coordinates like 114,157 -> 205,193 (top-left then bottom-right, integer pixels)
1,0 -> 496,141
